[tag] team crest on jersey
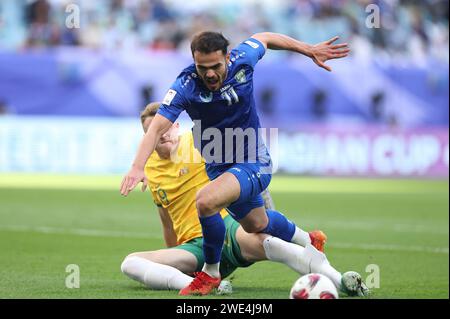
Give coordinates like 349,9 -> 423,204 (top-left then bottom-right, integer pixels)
178,167 -> 189,176
234,70 -> 246,83
199,92 -> 213,103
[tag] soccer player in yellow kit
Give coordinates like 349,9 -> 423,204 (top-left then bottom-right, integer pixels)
120,102 -> 369,297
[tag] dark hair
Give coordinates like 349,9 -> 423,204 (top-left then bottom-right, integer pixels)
190,31 -> 229,56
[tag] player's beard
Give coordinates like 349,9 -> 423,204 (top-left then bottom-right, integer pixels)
206,80 -> 219,91
204,68 -> 227,91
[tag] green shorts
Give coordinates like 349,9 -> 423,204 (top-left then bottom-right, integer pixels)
173,215 -> 253,278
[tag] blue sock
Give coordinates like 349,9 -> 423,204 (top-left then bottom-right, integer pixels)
199,213 -> 226,264
261,209 -> 296,242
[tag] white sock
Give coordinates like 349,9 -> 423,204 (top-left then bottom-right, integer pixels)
290,227 -> 311,246
121,256 -> 193,290
316,260 -> 343,290
263,237 -> 342,290
202,263 -> 221,278
301,244 -> 342,290
263,236 -> 308,273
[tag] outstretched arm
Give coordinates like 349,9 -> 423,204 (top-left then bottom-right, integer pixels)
251,32 -> 350,72
120,114 -> 173,196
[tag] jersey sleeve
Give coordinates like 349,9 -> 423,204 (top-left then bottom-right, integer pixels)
157,77 -> 189,123
233,37 -> 266,68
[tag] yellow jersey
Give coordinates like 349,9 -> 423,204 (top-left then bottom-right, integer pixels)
145,132 -> 228,245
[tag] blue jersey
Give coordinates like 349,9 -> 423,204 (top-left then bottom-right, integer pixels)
158,38 -> 270,169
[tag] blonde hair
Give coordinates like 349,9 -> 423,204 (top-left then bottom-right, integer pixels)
140,102 -> 161,125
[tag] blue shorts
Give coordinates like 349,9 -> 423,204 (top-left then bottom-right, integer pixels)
206,161 -> 272,220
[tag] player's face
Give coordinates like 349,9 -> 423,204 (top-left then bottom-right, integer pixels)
142,116 -> 180,154
194,50 -> 230,91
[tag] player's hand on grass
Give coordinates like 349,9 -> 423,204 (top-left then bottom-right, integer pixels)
120,166 -> 148,196
310,36 -> 350,72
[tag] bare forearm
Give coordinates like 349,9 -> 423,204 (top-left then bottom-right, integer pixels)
252,32 -> 350,72
132,130 -> 160,169
132,114 -> 172,169
158,207 -> 177,247
121,115 -> 173,196
163,229 -> 178,248
253,32 -> 313,57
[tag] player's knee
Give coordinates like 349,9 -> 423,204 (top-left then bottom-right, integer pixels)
120,256 -> 135,276
242,221 -> 267,234
241,214 -> 269,233
121,253 -> 154,276
196,190 -> 216,216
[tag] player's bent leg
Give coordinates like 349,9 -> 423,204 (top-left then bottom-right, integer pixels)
226,163 -> 323,250
195,172 -> 240,217
239,206 -> 297,243
261,237 -> 369,296
237,231 -> 336,288
235,224 -> 333,282
126,249 -> 198,273
262,237 -> 341,287
237,204 -> 326,252
121,249 -> 197,290
261,236 -> 311,274
224,164 -> 305,245
238,206 -> 269,233
260,188 -> 327,252
193,172 -> 241,282
179,215 -> 252,297
235,226 -> 269,262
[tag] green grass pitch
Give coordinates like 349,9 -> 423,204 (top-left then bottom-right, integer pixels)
0,174 -> 448,299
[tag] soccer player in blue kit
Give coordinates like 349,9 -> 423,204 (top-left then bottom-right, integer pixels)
121,31 -> 357,296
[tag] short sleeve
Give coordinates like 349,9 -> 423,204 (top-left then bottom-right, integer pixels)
233,38 -> 266,68
157,77 -> 189,123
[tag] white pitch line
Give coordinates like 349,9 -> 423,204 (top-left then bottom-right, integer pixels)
290,217 -> 449,235
0,224 -> 448,255
0,224 -> 152,239
329,242 -> 449,255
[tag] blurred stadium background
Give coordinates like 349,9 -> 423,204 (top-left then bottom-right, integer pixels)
0,0 -> 448,298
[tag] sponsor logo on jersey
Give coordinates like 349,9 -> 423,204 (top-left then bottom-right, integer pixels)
234,70 -> 246,83
163,89 -> 177,105
244,40 -> 259,49
199,92 -> 213,103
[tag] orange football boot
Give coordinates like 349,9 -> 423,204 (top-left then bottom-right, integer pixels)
179,271 -> 221,296
309,230 -> 327,253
